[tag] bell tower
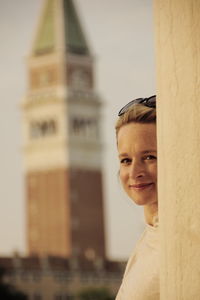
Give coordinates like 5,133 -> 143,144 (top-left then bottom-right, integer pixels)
22,0 -> 105,260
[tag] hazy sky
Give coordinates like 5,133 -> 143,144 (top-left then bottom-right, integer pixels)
0,0 -> 155,260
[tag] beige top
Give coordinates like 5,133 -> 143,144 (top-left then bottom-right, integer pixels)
116,223 -> 159,300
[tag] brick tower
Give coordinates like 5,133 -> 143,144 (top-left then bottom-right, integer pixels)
22,0 -> 105,260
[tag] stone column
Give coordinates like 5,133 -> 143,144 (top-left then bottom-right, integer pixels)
154,1 -> 200,299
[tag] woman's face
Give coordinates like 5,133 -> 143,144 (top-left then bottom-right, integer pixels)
117,122 -> 157,207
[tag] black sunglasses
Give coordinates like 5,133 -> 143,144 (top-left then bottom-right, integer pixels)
118,95 -> 156,116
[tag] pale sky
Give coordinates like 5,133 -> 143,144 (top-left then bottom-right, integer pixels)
0,0 -> 155,260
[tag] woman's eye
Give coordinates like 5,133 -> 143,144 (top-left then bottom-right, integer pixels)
120,158 -> 131,164
145,155 -> 157,160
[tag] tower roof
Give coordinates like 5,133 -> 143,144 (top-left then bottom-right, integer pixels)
63,0 -> 89,55
33,0 -> 89,56
33,0 -> 55,55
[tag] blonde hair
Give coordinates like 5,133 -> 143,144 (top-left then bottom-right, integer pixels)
115,104 -> 156,135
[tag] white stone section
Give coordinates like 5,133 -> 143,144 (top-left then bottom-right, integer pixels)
23,140 -> 68,171
22,94 -> 102,171
67,95 -> 103,170
69,140 -> 102,170
22,98 -> 69,171
23,100 -> 67,141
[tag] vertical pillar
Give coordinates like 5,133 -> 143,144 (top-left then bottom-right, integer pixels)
154,0 -> 200,299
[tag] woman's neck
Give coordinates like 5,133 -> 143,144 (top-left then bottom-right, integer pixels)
144,203 -> 158,226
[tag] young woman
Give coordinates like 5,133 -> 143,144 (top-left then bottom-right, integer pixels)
115,96 -> 159,300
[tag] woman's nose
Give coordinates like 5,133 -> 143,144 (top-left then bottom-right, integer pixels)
129,160 -> 145,179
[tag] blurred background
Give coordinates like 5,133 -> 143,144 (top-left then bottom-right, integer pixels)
0,0 -> 155,261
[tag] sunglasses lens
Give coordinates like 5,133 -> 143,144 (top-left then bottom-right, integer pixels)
118,98 -> 143,116
118,96 -> 156,116
146,96 -> 156,107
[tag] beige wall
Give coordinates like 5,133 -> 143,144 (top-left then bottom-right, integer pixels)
154,0 -> 200,298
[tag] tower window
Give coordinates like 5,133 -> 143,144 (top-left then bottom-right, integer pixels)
30,119 -> 57,139
72,117 -> 98,137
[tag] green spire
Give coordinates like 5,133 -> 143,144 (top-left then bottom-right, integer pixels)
33,0 -> 89,56
33,0 -> 55,55
63,0 -> 89,55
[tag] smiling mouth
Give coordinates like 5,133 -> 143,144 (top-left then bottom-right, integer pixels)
129,183 -> 154,190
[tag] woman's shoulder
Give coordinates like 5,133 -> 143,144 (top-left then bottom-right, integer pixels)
116,225 -> 159,300
123,224 -> 159,277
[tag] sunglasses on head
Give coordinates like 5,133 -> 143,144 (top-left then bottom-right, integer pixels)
118,95 -> 156,116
